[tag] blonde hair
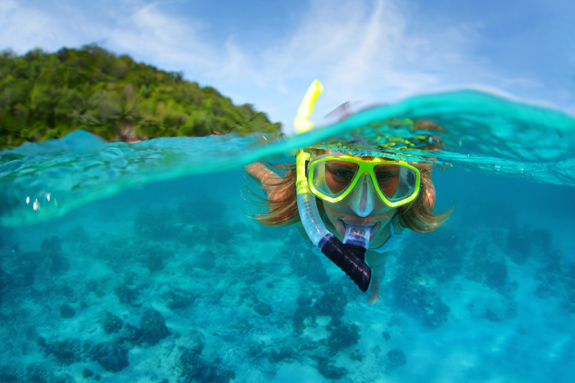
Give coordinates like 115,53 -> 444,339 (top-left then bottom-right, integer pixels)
245,159 -> 452,232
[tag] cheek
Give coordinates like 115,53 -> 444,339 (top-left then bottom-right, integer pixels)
322,202 -> 343,225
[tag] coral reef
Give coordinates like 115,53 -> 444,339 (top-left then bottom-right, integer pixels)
317,357 -> 348,380
390,269 -> 450,327
385,349 -> 407,372
59,304 -> 76,319
100,313 -> 124,334
139,309 -> 170,346
91,341 -> 130,372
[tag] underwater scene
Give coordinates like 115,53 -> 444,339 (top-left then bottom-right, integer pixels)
1,91 -> 575,383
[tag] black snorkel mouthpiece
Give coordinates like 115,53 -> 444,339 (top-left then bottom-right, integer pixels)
320,235 -> 371,292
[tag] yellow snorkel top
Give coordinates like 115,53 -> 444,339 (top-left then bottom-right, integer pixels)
294,80 -> 323,135
295,80 -> 323,196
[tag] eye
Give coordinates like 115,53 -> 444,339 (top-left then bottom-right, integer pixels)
334,169 -> 355,179
375,171 -> 395,181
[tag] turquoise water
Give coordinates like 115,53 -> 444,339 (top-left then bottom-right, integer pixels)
1,90 -> 574,382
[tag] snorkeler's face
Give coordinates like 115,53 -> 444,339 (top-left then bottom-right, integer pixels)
321,193 -> 396,248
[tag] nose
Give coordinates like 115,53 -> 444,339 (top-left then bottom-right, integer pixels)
349,173 -> 375,217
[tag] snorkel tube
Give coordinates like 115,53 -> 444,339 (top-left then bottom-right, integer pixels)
294,81 -> 372,292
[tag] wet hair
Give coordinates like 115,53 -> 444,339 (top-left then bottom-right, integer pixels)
245,158 -> 452,233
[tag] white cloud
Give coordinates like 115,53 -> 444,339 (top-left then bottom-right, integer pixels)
1,0 -> 567,133
208,0 -> 497,131
107,4 -> 215,71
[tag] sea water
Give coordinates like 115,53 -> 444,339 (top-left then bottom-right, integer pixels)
0,90 -> 574,382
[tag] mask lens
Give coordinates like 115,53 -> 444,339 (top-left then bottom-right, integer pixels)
311,160 -> 359,198
374,164 -> 418,202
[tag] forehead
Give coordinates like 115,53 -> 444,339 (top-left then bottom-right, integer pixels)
324,149 -> 393,162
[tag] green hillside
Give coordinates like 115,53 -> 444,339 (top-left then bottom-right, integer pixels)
0,45 -> 281,149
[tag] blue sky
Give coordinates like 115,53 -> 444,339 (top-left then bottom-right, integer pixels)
1,0 -> 574,133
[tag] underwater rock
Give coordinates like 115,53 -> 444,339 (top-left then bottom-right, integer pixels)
114,284 -> 139,306
48,253 -> 71,275
398,230 -> 462,283
179,348 -> 235,383
292,305 -> 316,335
91,342 -> 129,373
390,270 -> 450,327
194,250 -> 216,270
253,300 -> 273,316
268,347 -> 295,363
350,349 -> 364,361
382,331 -> 391,341
467,242 -> 516,297
314,285 -> 349,321
177,195 -> 227,225
46,338 -> 84,365
141,245 -> 173,272
211,224 -> 236,246
100,313 -> 124,334
485,261 -> 510,294
484,299 -> 517,322
296,293 -> 313,307
82,368 -> 94,378
134,208 -> 179,240
25,364 -> 74,383
0,268 -> 14,296
385,349 -> 407,372
14,254 -> 37,287
165,289 -> 196,310
140,309 -> 170,346
290,250 -> 329,284
59,304 -> 76,319
505,224 -> 554,264
41,235 -> 62,254
0,365 -> 19,383
327,322 -> 360,356
117,323 -> 143,346
65,224 -> 91,244
317,357 -> 348,380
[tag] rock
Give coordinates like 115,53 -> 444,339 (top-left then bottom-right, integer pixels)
165,290 -> 195,310
313,285 -> 348,320
390,270 -> 450,327
117,323 -> 143,345
47,338 -> 83,365
100,313 -> 123,334
382,331 -> 391,341
91,342 -> 129,373
296,293 -> 312,307
41,235 -> 62,253
290,250 -> 329,284
60,304 -> 76,319
253,300 -> 272,316
385,349 -> 407,372
0,365 -> 19,383
327,322 -> 360,356
83,369 -> 94,378
179,348 -> 235,383
114,285 -> 139,306
140,309 -> 170,346
268,347 -> 294,363
317,357 -> 347,380
292,305 -> 316,335
194,250 -> 216,270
